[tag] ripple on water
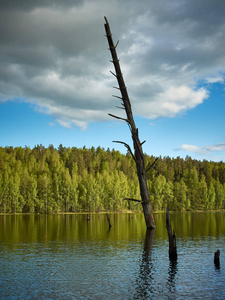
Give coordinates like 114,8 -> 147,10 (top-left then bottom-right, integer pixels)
1,213 -> 225,299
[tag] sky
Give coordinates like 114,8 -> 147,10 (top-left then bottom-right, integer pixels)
0,0 -> 225,162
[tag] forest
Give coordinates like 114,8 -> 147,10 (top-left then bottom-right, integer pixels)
0,144 -> 225,214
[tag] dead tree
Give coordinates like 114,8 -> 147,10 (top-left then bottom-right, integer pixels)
166,207 -> 177,260
214,249 -> 220,269
104,17 -> 155,229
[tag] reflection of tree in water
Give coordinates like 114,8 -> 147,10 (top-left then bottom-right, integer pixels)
134,229 -> 155,299
134,230 -> 178,299
166,259 -> 178,297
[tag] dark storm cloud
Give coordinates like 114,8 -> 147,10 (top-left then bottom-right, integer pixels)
0,0 -> 225,128
0,0 -> 84,11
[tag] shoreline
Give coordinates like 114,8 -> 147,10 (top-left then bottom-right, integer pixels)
0,209 -> 225,216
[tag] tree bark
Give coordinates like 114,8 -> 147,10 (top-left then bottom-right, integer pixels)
104,17 -> 155,229
166,207 -> 177,260
214,249 -> 220,269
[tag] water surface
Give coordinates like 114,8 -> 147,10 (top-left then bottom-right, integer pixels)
0,212 -> 225,299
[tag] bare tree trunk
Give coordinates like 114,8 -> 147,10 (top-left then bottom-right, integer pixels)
166,207 -> 177,260
104,17 -> 155,229
214,249 -> 220,269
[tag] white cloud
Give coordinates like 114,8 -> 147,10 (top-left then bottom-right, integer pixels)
206,76 -> 224,84
179,144 -> 203,153
56,119 -> 72,129
0,0 -> 225,129
175,44 -> 184,51
205,143 -> 225,152
133,85 -> 209,119
178,143 -> 225,155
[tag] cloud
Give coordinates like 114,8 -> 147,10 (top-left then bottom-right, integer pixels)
133,85 -> 209,119
206,76 -> 224,84
0,0 -> 225,129
177,143 -> 225,155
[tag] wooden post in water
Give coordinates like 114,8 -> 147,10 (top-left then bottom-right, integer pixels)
166,207 -> 177,260
104,17 -> 155,230
214,249 -> 220,268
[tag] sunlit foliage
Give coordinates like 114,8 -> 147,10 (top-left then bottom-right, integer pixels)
0,145 -> 225,213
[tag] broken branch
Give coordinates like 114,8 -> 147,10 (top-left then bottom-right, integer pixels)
113,141 -> 136,161
112,95 -> 123,100
108,113 -> 130,123
146,157 -> 159,173
110,71 -> 117,77
124,198 -> 142,203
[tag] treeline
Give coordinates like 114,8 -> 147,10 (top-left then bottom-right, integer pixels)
0,144 -> 225,213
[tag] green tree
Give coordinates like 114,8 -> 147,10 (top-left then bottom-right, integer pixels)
206,182 -> 216,210
198,174 -> 208,210
152,175 -> 166,211
37,172 -> 52,213
70,163 -> 79,212
173,179 -> 188,211
214,178 -> 224,209
183,167 -> 199,209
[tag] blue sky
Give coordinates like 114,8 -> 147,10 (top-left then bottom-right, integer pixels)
0,0 -> 225,161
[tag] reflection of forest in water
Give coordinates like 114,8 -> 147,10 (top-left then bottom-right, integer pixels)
1,212 -> 225,246
0,213 -> 225,299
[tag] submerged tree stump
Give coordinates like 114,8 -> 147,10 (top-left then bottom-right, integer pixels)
166,207 -> 177,261
214,249 -> 220,268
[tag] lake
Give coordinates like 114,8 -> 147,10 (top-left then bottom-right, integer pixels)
0,212 -> 225,299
